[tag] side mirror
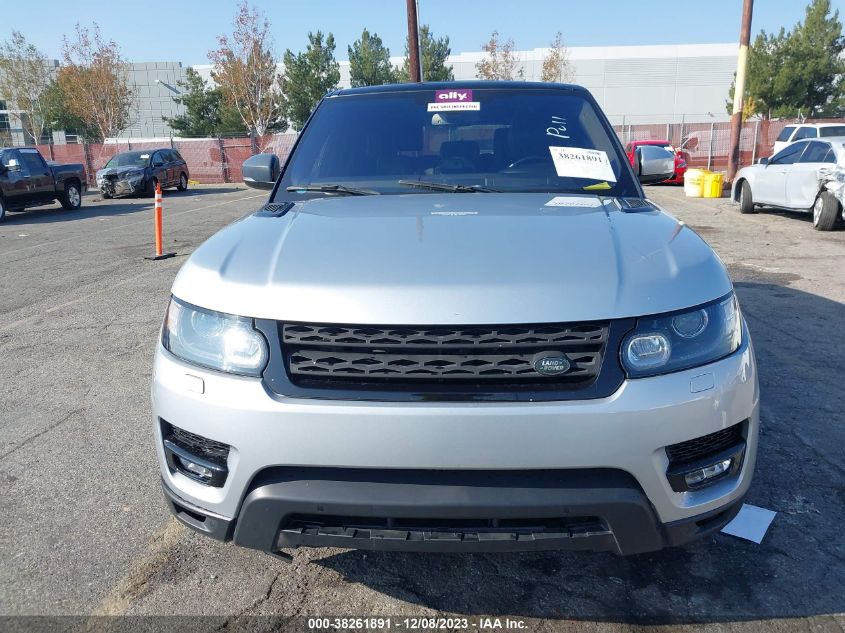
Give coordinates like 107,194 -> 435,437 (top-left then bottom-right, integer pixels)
634,145 -> 675,184
757,156 -> 770,166
243,153 -> 280,190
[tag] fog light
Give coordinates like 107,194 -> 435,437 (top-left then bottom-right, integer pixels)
176,455 -> 213,480
161,430 -> 229,487
684,458 -> 732,487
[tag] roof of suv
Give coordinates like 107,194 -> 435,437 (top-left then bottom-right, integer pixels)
794,122 -> 845,128
329,81 -> 588,97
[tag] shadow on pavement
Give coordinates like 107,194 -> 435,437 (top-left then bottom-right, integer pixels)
312,281 -> 845,624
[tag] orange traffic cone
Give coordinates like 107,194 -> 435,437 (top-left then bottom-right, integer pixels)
145,182 -> 175,260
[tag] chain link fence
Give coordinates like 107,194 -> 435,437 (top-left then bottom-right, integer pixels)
18,117 -> 845,188
613,118 -> 845,172
30,134 -> 299,187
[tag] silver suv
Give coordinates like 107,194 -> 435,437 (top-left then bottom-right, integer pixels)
153,83 -> 759,558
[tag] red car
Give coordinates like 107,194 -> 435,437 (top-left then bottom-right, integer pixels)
625,139 -> 688,184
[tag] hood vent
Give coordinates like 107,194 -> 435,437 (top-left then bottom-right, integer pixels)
256,202 -> 295,217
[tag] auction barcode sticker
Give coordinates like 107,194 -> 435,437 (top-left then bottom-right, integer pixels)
548,146 -> 616,183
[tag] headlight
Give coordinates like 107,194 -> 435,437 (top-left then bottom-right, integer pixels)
162,298 -> 268,376
622,293 -> 742,378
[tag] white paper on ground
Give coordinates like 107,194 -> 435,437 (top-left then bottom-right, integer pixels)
721,503 -> 777,544
548,146 -> 616,183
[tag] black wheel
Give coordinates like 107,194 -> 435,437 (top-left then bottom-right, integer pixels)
739,180 -> 755,214
177,172 -> 188,191
145,177 -> 159,197
812,191 -> 839,231
102,191 -> 113,199
60,182 -> 82,210
0,196 -> 6,223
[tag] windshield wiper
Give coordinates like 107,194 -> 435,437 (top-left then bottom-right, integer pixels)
398,179 -> 500,193
286,184 -> 378,196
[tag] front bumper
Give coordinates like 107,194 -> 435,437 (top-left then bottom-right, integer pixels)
152,330 -> 759,554
98,176 -> 145,197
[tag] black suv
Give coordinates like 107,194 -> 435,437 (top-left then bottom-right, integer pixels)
96,148 -> 190,198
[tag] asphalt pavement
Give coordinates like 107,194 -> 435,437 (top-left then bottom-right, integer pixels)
0,184 -> 843,632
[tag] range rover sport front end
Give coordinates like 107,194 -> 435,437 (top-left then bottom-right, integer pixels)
152,82 -> 759,557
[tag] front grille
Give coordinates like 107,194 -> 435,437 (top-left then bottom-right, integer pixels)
161,421 -> 229,466
280,514 -> 609,543
665,424 -> 744,465
280,321 -> 610,389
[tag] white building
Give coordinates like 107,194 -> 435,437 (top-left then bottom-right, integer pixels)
442,43 -> 738,124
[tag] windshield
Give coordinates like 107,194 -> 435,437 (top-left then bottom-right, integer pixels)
105,152 -> 150,168
819,126 -> 845,137
776,126 -> 796,142
275,88 -> 639,199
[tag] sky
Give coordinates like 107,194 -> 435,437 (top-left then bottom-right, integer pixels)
3,0 -> 844,64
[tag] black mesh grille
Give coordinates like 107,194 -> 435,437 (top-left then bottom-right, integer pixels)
161,422 -> 229,466
281,514 -> 609,541
665,425 -> 744,464
280,322 -> 609,388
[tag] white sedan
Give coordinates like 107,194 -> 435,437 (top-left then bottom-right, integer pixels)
732,136 -> 845,231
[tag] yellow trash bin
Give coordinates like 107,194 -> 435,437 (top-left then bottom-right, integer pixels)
684,168 -> 707,198
702,172 -> 724,198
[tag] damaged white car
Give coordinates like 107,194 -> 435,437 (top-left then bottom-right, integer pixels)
733,137 -> 845,231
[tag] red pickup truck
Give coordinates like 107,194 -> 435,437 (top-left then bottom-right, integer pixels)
625,140 -> 688,184
0,147 -> 86,222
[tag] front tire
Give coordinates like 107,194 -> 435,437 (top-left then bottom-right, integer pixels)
0,196 -> 6,223
145,177 -> 159,198
177,172 -> 188,191
739,181 -> 755,214
60,182 -> 82,210
812,192 -> 840,231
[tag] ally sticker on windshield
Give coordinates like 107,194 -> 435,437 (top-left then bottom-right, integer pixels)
428,89 -> 481,112
548,146 -> 616,183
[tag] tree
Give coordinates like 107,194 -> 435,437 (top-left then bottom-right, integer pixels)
782,0 -> 845,116
475,31 -> 523,81
541,32 -> 574,83
209,1 -> 286,135
42,80 -> 99,141
348,28 -> 397,87
398,25 -> 454,82
58,24 -> 134,141
727,0 -> 845,118
281,31 -> 340,130
0,31 -> 55,144
163,67 -> 247,136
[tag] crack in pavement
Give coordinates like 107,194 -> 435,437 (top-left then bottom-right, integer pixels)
0,407 -> 86,460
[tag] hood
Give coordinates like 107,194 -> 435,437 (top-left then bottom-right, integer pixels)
172,193 -> 732,324
96,166 -> 144,179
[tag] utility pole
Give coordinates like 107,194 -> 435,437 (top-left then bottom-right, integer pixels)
406,0 -> 422,82
727,0 -> 754,183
